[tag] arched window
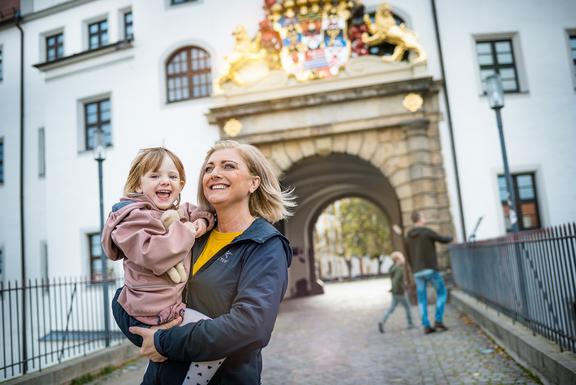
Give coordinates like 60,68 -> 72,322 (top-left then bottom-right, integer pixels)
166,46 -> 212,103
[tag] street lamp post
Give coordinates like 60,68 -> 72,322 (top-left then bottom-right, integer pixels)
93,128 -> 111,347
486,74 -> 518,233
486,74 -> 529,324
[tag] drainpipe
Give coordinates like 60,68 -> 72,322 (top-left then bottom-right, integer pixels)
430,0 -> 467,240
15,9 -> 28,374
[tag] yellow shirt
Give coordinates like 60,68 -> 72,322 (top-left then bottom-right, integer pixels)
192,229 -> 241,275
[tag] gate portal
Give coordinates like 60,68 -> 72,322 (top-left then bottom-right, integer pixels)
207,61 -> 454,298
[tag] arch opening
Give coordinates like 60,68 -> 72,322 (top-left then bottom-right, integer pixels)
281,153 -> 404,298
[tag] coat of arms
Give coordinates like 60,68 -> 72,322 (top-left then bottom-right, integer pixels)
216,1 -> 427,89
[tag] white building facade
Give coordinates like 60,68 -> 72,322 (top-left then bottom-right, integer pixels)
0,0 -> 575,285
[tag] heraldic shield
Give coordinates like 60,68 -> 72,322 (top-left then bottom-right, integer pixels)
275,4 -> 351,81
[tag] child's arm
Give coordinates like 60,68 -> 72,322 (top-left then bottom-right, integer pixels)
111,210 -> 196,276
178,203 -> 215,231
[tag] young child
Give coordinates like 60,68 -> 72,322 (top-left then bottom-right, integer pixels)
378,251 -> 415,333
102,147 -> 223,383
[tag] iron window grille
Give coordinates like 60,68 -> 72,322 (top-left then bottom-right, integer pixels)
124,11 -> 133,40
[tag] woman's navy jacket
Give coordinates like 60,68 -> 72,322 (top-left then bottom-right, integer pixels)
145,218 -> 292,385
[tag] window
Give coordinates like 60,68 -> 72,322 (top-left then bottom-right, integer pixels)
88,233 -> 104,282
38,127 -> 46,177
171,0 -> 197,5
0,245 -> 4,282
0,138 -> 4,184
498,173 -> 541,231
84,98 -> 111,150
0,47 -> 3,81
476,39 -> 520,93
88,19 -> 108,50
569,33 -> 576,81
124,11 -> 133,40
46,32 -> 64,62
40,241 -> 49,286
166,46 -> 212,102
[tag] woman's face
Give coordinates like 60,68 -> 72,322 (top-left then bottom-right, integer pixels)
202,148 -> 259,210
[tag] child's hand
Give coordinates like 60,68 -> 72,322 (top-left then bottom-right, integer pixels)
160,209 -> 180,230
166,262 -> 187,284
166,266 -> 181,283
192,218 -> 209,238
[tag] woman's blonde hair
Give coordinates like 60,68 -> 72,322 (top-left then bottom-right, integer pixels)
123,147 -> 186,206
197,140 -> 296,223
391,251 -> 405,264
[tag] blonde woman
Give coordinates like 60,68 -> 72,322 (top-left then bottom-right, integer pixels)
129,140 -> 295,385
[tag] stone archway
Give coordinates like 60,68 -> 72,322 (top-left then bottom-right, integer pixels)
207,62 -> 454,298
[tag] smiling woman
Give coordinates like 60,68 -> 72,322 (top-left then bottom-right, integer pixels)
125,140 -> 296,385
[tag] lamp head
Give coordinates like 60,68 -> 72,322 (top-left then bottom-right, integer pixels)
92,128 -> 106,161
486,73 -> 505,109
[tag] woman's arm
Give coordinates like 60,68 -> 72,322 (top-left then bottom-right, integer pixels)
152,237 -> 289,362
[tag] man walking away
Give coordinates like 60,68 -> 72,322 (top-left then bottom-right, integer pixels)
405,211 -> 452,334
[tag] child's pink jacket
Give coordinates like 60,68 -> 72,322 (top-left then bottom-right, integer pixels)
101,195 -> 213,324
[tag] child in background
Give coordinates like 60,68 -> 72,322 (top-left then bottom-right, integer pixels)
378,251 -> 415,333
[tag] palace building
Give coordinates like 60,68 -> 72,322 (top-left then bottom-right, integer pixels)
0,0 -> 575,297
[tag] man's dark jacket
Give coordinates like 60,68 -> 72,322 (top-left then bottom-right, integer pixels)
405,226 -> 452,273
124,218 -> 291,385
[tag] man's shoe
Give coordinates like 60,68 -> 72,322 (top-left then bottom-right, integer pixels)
424,326 -> 436,334
378,322 -> 385,334
434,322 -> 448,332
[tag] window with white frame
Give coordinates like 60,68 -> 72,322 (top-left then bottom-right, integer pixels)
476,39 -> 520,93
0,137 -> 4,184
171,0 -> 198,5
88,19 -> 108,50
166,46 -> 212,102
569,32 -> 576,84
38,127 -> 46,177
46,32 -> 64,62
88,233 -> 103,282
498,172 -> 541,232
124,11 -> 133,40
0,245 -> 4,282
40,241 -> 49,284
83,98 -> 112,150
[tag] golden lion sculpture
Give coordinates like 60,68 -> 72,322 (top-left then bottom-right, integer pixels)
362,3 -> 427,64
216,25 -> 267,87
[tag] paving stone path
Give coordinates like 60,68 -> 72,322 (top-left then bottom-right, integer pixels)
87,278 -> 541,385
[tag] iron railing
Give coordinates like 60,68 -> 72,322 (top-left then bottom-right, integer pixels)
0,276 -> 126,381
450,223 -> 576,353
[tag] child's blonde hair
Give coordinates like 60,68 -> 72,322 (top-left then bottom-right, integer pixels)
391,251 -> 405,265
123,147 -> 186,206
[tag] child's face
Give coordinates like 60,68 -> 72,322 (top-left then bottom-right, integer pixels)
137,155 -> 183,210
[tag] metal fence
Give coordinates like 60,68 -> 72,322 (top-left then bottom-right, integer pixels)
0,276 -> 126,381
450,223 -> 576,353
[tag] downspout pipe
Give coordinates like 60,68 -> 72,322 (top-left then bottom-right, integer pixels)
430,0 -> 467,241
15,9 -> 28,374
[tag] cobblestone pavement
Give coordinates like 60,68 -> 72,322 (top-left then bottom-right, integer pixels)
86,278 -> 541,385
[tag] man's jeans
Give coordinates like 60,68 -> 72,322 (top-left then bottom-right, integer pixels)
381,294 -> 414,327
414,269 -> 447,328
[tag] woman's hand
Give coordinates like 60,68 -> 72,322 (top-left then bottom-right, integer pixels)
130,317 -> 182,362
